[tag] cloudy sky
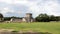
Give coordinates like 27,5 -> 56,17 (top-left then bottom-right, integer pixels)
0,0 -> 60,18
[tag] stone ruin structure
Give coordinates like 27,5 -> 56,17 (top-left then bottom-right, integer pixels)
22,13 -> 34,22
10,13 -> 34,22
0,13 -> 34,23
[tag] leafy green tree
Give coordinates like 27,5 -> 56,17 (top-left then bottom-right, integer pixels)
35,14 -> 50,22
0,13 -> 4,22
49,15 -> 55,21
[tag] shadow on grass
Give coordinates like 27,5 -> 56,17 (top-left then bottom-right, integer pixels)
0,31 -> 52,34
20,32 -> 52,34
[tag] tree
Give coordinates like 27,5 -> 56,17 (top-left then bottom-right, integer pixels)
49,15 -> 60,21
35,14 -> 50,22
4,17 -> 11,21
0,13 -> 4,22
49,15 -> 55,21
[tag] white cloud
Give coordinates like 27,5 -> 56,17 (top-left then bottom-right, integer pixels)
23,0 -> 57,17
28,0 -> 60,17
0,7 -> 14,15
0,0 -> 28,4
0,0 -> 12,4
0,0 -> 60,17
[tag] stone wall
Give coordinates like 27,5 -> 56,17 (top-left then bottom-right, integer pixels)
10,18 -> 22,23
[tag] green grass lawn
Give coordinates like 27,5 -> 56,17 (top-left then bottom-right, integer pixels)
0,22 -> 60,34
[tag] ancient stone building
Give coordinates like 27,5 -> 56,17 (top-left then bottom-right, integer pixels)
10,13 -> 34,22
22,13 -> 34,22
10,18 -> 22,22
0,13 -> 34,22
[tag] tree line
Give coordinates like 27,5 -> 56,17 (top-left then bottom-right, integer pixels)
0,13 -> 60,22
35,14 -> 60,22
4,16 -> 22,21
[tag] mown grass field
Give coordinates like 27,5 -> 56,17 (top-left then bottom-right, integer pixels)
0,22 -> 60,34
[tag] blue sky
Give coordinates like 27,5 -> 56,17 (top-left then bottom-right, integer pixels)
0,0 -> 60,18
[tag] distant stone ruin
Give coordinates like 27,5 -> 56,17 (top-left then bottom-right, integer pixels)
22,13 -> 34,22
0,13 -> 34,23
10,13 -> 34,23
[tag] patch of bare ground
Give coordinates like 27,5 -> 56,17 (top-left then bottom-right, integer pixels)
0,29 -> 14,34
0,29 -> 52,34
18,30 -> 52,34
